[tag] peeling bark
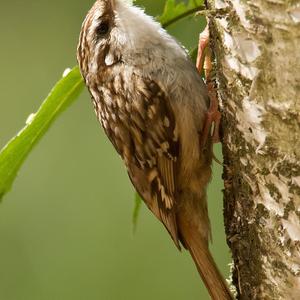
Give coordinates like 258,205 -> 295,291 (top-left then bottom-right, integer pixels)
207,0 -> 300,299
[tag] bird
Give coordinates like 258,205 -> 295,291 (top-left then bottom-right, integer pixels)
77,0 -> 232,299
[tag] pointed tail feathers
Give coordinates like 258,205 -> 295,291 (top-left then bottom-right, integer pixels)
180,225 -> 233,300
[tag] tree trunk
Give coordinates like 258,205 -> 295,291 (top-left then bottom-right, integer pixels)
206,0 -> 300,299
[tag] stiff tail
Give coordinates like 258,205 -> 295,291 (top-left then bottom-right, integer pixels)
180,224 -> 233,300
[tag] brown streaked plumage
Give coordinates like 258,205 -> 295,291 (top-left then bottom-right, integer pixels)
77,1 -> 233,299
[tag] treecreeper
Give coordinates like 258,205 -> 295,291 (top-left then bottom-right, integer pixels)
77,1 -> 232,299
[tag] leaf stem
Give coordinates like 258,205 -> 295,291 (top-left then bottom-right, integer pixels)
162,5 -> 205,28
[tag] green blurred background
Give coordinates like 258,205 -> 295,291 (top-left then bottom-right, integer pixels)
0,0 -> 231,299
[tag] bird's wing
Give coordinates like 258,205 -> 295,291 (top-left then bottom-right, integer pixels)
126,77 -> 180,248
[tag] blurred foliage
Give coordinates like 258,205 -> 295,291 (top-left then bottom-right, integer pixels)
159,0 -> 204,28
132,193 -> 143,233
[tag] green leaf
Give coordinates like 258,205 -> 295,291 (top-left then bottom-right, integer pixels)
0,66 -> 84,201
159,0 -> 204,28
132,193 -> 143,233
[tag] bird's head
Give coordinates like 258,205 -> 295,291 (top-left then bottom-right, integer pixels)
77,0 -> 164,82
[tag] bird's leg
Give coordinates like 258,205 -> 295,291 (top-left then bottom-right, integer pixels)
197,25 -> 221,149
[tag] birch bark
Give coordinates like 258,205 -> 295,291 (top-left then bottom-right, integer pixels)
206,0 -> 300,299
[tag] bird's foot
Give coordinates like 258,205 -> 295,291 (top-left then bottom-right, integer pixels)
196,25 -> 221,150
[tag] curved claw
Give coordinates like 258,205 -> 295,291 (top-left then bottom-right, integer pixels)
200,86 -> 221,149
197,25 -> 222,155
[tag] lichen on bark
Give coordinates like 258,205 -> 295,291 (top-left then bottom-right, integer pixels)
207,0 -> 300,299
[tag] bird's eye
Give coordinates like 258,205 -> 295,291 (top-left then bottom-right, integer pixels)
96,21 -> 110,36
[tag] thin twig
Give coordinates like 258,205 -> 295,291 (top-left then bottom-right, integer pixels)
162,5 -> 205,29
